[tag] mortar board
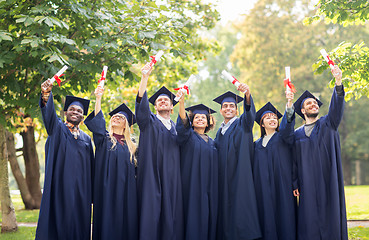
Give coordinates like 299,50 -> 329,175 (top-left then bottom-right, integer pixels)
213,91 -> 243,106
255,102 -> 282,126
109,103 -> 136,126
185,104 -> 216,115
148,86 -> 178,106
64,96 -> 90,115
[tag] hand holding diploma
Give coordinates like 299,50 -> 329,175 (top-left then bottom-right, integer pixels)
221,70 -> 247,94
174,74 -> 196,101
141,50 -> 164,74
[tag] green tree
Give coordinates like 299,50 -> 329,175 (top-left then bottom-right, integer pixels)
0,0 -> 219,209
305,0 -> 369,100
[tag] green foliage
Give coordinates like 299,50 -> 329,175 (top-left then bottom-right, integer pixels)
306,0 -> 369,100
0,0 -> 220,128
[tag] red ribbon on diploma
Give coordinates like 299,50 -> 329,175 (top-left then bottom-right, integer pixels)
150,56 -> 157,64
53,74 -> 64,86
284,78 -> 296,93
174,85 -> 190,95
326,55 -> 335,66
232,76 -> 239,85
98,70 -> 105,83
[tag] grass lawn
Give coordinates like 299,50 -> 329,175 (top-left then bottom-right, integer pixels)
0,186 -> 368,239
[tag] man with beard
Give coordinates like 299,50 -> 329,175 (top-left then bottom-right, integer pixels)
135,65 -> 183,240
36,79 -> 94,240
293,65 -> 348,240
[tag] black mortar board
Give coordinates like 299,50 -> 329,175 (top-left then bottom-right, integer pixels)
293,90 -> 323,120
255,102 -> 282,126
185,104 -> 216,115
109,103 -> 136,126
64,96 -> 90,115
148,86 -> 178,106
213,91 -> 243,106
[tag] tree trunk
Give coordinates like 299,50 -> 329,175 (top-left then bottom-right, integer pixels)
6,130 -> 36,209
0,125 -> 18,233
20,119 -> 42,209
355,160 -> 361,185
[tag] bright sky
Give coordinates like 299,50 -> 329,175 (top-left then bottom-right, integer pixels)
211,0 -> 258,24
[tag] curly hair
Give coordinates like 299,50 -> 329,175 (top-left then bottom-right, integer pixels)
188,112 -> 216,133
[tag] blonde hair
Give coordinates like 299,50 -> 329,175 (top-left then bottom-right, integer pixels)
108,118 -> 137,166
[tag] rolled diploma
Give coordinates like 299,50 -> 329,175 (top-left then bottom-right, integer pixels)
285,66 -> 291,93
221,70 -> 246,94
320,49 -> 335,70
49,65 -> 68,84
98,66 -> 108,87
142,50 -> 164,74
174,74 -> 196,101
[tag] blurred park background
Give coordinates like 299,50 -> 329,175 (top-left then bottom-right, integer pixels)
1,0 -> 369,239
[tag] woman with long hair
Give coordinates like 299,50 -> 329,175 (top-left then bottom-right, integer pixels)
252,91 -> 296,240
175,92 -> 218,240
85,85 -> 138,240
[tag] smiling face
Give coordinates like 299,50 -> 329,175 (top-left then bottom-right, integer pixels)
192,113 -> 208,131
261,113 -> 279,131
66,105 -> 84,125
110,113 -> 127,130
302,98 -> 320,119
220,102 -> 237,121
154,95 -> 173,113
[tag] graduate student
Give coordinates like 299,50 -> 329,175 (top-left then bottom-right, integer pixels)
253,90 -> 296,240
36,79 -> 94,240
135,65 -> 184,240
176,92 -> 218,240
213,86 -> 261,240
84,85 -> 138,240
293,65 -> 347,240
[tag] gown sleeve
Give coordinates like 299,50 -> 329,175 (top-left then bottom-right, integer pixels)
279,109 -> 295,146
39,91 -> 60,136
327,85 -> 345,130
239,95 -> 256,132
176,114 -> 192,145
84,110 -> 107,147
135,91 -> 152,131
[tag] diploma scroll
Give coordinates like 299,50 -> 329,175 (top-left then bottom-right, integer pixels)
98,66 -> 108,87
221,70 -> 247,94
174,74 -> 196,101
283,66 -> 296,93
142,50 -> 164,74
320,49 -> 335,70
47,65 -> 68,88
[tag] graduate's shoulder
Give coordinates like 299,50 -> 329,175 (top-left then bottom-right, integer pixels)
79,130 -> 92,143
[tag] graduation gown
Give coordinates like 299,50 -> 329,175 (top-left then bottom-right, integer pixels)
135,92 -> 184,240
84,110 -> 138,240
293,87 -> 348,240
215,96 -> 261,240
176,116 -> 218,240
36,92 -> 94,240
253,111 -> 296,240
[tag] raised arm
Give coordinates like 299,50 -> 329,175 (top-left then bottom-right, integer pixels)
138,63 -> 153,98
238,83 -> 255,132
39,79 -> 59,135
280,91 -> 295,145
327,65 -> 345,130
175,91 -> 192,145
94,85 -> 104,116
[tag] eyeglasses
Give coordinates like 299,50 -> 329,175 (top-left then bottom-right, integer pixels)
112,114 -> 126,120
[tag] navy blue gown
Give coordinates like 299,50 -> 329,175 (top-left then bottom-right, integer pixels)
135,92 -> 184,240
253,111 -> 296,240
176,116 -> 218,240
84,110 -> 138,240
293,87 -> 347,240
36,92 -> 94,240
215,96 -> 261,240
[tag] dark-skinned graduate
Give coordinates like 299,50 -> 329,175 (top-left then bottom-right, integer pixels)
135,62 -> 184,240
36,78 -> 94,240
175,90 -> 218,240
253,88 -> 296,240
292,65 -> 348,240
84,85 -> 138,240
213,83 -> 261,240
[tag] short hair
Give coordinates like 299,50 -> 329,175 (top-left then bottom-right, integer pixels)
188,112 -> 216,133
